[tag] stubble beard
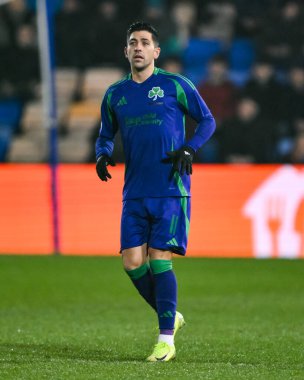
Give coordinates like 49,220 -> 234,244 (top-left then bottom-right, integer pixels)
132,61 -> 148,72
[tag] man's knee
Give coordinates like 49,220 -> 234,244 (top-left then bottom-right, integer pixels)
122,245 -> 147,271
148,247 -> 172,261
122,255 -> 145,271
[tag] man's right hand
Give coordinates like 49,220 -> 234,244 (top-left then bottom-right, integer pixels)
96,155 -> 116,181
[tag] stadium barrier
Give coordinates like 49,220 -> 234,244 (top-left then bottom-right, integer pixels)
0,164 -> 303,258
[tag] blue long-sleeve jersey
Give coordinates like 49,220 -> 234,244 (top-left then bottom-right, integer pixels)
96,67 -> 216,200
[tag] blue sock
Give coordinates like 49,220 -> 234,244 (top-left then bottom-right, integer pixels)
150,260 -> 177,332
125,263 -> 157,311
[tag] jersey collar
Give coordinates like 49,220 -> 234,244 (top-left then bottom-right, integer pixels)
128,67 -> 159,84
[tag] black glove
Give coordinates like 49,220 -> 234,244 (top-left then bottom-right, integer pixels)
165,146 -> 194,175
96,155 -> 116,181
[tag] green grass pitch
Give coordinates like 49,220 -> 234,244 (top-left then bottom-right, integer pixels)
0,256 -> 303,380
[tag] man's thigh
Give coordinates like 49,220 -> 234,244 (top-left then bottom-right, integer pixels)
120,199 -> 149,252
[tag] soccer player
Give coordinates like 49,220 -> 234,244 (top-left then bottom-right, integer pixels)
95,21 -> 216,362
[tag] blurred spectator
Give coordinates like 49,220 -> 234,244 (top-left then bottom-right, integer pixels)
241,59 -> 285,121
220,97 -> 275,163
161,56 -> 183,73
277,117 -> 304,162
257,1 -> 304,70
286,132 -> 304,163
0,8 -> 10,47
283,64 -> 304,123
0,0 -> 35,96
118,0 -> 145,24
55,0 -> 90,68
198,0 -> 236,43
270,64 -> 304,160
198,54 -> 237,126
0,45 -> 13,100
233,0 -> 267,39
171,1 -> 197,47
88,0 -> 126,68
195,54 -> 237,163
1,0 -> 34,46
144,3 -> 180,58
1,24 -> 40,101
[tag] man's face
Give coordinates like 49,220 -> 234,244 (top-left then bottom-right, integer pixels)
125,30 -> 160,71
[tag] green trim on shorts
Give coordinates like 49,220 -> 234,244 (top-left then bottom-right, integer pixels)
150,259 -> 173,275
180,197 -> 190,237
126,262 -> 150,280
169,215 -> 179,235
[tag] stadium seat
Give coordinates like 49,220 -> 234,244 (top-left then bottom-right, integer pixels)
21,101 -> 66,132
0,100 -> 22,162
82,67 -> 124,101
7,131 -> 48,162
227,38 -> 256,87
59,101 -> 95,161
67,101 -> 100,131
228,70 -> 251,87
183,38 -> 223,66
21,102 -> 44,131
55,68 -> 80,102
183,38 -> 223,84
184,66 -> 208,86
229,38 -> 256,72
0,127 -> 12,162
58,132 -> 91,163
0,100 -> 22,132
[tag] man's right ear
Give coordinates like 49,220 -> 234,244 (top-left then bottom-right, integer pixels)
124,47 -> 128,59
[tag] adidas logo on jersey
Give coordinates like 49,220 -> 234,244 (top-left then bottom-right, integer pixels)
117,96 -> 127,106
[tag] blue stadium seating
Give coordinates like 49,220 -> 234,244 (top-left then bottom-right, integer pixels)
229,38 -> 255,72
183,38 -> 223,84
228,38 -> 256,86
184,67 -> 208,86
0,100 -> 22,131
0,100 -> 22,161
183,38 -> 223,67
0,127 -> 12,162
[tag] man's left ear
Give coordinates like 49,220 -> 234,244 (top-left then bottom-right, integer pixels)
154,47 -> 161,60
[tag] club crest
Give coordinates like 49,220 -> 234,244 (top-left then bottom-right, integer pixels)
148,87 -> 164,101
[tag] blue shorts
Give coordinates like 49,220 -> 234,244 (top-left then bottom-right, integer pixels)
120,197 -> 191,256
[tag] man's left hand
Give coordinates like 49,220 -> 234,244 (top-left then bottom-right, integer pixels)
165,146 -> 194,175
96,155 -> 116,181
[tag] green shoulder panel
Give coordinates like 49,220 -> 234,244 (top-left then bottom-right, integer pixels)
104,75 -> 130,123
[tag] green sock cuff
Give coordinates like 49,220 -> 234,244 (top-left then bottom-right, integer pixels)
126,262 -> 150,280
150,259 -> 172,275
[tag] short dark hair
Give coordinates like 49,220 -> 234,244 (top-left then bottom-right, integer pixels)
126,21 -> 159,46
